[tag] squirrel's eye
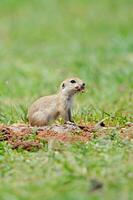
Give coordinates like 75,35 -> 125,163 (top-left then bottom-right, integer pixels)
70,80 -> 76,83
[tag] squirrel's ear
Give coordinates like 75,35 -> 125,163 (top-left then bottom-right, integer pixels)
62,83 -> 65,89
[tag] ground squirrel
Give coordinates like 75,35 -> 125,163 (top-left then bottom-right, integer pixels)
28,77 -> 85,126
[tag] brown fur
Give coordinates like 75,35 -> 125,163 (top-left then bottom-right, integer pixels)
28,77 -> 85,126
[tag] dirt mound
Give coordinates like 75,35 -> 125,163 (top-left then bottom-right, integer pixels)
0,122 -> 132,151
0,123 -> 94,150
120,122 -> 133,140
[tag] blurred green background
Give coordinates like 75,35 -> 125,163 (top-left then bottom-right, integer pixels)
0,1 -> 133,200
0,0 -> 132,124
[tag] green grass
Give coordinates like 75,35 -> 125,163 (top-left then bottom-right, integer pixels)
0,0 -> 133,199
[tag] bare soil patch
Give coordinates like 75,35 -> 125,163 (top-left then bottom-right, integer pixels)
0,122 -> 132,150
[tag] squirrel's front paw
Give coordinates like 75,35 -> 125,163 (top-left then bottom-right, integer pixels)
64,121 -> 76,126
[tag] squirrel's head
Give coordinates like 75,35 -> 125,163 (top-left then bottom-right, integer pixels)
60,77 -> 85,96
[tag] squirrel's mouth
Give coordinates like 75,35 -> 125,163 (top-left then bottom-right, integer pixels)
75,86 -> 85,92
80,87 -> 85,93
